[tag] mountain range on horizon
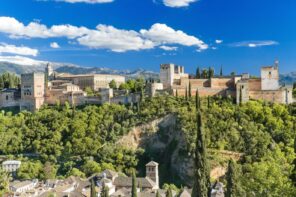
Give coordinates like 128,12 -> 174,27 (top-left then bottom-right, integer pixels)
0,56 -> 295,84
0,56 -> 159,80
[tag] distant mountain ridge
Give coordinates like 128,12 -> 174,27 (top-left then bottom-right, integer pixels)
0,56 -> 295,83
280,72 -> 296,85
0,57 -> 159,80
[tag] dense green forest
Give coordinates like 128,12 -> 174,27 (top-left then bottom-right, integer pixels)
0,95 -> 295,196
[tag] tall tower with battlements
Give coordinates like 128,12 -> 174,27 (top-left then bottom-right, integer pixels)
261,60 -> 280,90
45,63 -> 54,82
20,73 -> 45,112
160,64 -> 187,89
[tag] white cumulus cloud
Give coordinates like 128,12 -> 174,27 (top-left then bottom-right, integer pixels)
163,0 -> 197,8
0,17 -> 208,52
215,40 -> 223,44
77,25 -> 155,52
159,45 -> 178,51
0,16 -> 90,39
0,43 -> 38,56
50,42 -> 60,48
230,40 -> 279,48
140,23 -> 208,51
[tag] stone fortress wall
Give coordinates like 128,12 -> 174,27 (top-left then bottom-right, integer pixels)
160,61 -> 293,104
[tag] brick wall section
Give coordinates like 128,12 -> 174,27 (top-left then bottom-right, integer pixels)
249,90 -> 285,103
248,78 -> 261,91
210,78 -> 235,89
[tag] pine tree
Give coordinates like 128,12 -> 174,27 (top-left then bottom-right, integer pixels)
189,82 -> 192,98
91,179 -> 97,197
220,66 -> 223,76
192,111 -> 211,197
132,170 -> 137,197
196,67 -> 201,79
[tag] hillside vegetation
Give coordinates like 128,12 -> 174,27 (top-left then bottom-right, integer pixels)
0,96 -> 295,196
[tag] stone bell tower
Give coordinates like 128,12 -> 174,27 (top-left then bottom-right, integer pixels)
145,161 -> 159,189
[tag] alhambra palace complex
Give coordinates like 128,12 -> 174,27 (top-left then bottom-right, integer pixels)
0,60 -> 294,112
160,60 -> 293,104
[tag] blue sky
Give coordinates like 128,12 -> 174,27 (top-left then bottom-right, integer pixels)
0,0 -> 295,75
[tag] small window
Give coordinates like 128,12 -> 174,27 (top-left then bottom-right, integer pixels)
6,95 -> 8,100
241,85 -> 244,89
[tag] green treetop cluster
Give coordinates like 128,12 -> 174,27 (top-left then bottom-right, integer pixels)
0,95 -> 295,196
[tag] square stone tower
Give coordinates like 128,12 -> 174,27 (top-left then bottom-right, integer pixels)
160,64 -> 175,89
160,64 -> 187,89
261,60 -> 279,90
20,73 -> 45,112
145,161 -> 159,189
236,80 -> 249,104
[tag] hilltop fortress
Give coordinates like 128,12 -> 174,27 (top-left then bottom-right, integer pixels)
0,60 -> 294,112
159,61 -> 293,104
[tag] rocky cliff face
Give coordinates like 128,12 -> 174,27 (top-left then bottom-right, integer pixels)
117,114 -> 195,186
117,114 -> 240,186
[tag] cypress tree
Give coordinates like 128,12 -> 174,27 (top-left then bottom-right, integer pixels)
137,102 -> 140,113
132,170 -> 137,197
140,87 -> 145,103
225,160 -> 235,197
101,185 -> 109,197
192,111 -> 211,197
91,179 -> 97,197
196,67 -> 201,79
175,89 -> 178,97
201,69 -> 208,79
185,86 -> 188,101
189,82 -> 192,98
225,159 -> 245,197
166,189 -> 173,197
239,87 -> 243,106
156,190 -> 161,197
290,137 -> 296,186
220,66 -> 223,76
195,89 -> 201,110
208,67 -> 214,78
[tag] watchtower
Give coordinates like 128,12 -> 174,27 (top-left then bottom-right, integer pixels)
261,60 -> 279,90
145,161 -> 159,189
160,64 -> 186,89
